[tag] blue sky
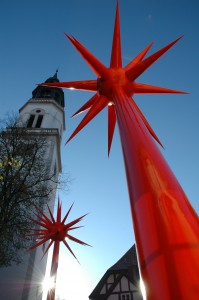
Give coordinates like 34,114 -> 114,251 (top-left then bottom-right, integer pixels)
1,0 -> 199,299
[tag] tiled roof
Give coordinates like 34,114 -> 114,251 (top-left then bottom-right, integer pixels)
108,245 -> 138,271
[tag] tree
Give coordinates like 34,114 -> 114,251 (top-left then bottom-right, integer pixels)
0,116 -> 70,267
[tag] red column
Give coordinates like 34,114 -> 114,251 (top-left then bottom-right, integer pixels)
47,241 -> 60,300
113,87 -> 199,300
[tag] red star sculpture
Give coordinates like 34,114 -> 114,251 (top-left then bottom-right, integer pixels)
28,199 -> 90,300
40,1 -> 199,300
40,3 -> 186,156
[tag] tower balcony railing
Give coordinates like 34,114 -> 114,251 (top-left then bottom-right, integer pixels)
25,127 -> 59,135
28,98 -> 64,110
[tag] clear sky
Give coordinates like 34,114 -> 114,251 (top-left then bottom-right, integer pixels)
1,0 -> 199,299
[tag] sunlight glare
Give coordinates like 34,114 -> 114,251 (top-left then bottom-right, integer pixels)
42,275 -> 55,293
42,250 -> 92,300
140,277 -> 147,300
56,252 -> 92,300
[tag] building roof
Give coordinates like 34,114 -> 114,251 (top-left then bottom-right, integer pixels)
108,244 -> 138,271
89,245 -> 140,300
31,71 -> 65,108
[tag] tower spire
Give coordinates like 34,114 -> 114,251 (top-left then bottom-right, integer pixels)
53,68 -> 59,79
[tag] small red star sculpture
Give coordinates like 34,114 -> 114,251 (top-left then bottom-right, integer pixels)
28,199 -> 90,300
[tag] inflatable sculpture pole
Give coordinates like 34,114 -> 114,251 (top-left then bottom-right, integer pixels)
28,199 -> 89,300
41,1 -> 199,299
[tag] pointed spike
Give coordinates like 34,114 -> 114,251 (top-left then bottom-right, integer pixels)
71,93 -> 99,118
126,36 -> 183,81
27,228 -> 48,233
39,80 -> 97,92
64,213 -> 88,229
125,42 -> 154,71
62,202 -> 74,224
132,97 -> 164,148
33,212 -> 51,226
28,236 -> 51,252
108,104 -> 117,156
63,240 -> 80,264
34,206 -> 53,225
30,218 -> 49,229
41,240 -> 54,259
110,0 -> 122,68
66,96 -> 108,144
67,226 -> 84,231
133,82 -> 188,94
67,234 -> 91,247
47,204 -> 56,223
56,198 -> 62,223
25,232 -> 46,237
65,33 -> 108,78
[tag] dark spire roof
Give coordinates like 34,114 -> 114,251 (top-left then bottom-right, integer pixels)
31,71 -> 65,108
53,69 -> 58,79
45,70 -> 59,83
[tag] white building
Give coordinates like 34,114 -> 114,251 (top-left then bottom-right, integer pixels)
0,71 -> 65,300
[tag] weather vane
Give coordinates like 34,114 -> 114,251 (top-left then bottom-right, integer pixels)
40,1 -> 199,299
28,198 -> 90,300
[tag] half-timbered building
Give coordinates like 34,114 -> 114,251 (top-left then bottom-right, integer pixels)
89,245 -> 143,300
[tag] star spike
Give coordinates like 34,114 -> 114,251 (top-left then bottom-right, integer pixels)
64,213 -> 88,230
67,226 -> 84,231
66,95 -> 108,144
124,42 -> 154,71
63,239 -> 80,263
33,211 -> 51,226
133,82 -> 188,94
28,235 -> 53,251
108,103 -> 117,156
56,197 -> 62,223
47,204 -> 56,223
41,240 -> 54,259
29,217 -> 49,230
131,96 -> 164,148
66,234 -> 91,247
110,0 -> 122,68
33,206 -> 52,225
65,33 -> 107,78
126,36 -> 184,81
61,202 -> 74,224
71,93 -> 99,118
39,80 -> 97,92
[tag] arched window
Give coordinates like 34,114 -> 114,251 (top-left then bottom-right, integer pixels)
27,109 -> 45,128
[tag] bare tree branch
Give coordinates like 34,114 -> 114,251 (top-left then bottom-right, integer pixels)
0,115 -> 70,267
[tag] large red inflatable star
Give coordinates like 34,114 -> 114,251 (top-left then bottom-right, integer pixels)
40,1 -> 186,155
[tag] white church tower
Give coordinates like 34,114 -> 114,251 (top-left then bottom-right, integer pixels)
0,71 -> 65,300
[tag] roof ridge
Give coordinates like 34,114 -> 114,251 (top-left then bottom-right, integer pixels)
108,244 -> 138,271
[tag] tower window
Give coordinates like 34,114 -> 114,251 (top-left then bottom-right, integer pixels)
27,113 -> 44,128
35,115 -> 43,128
27,114 -> 35,128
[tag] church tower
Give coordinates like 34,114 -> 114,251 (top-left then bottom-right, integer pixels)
0,71 -> 65,300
